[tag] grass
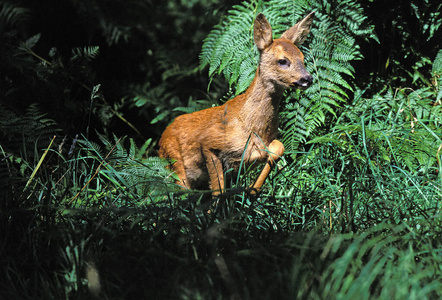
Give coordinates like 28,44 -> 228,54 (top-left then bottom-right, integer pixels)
1,111 -> 441,299
1,69 -> 442,300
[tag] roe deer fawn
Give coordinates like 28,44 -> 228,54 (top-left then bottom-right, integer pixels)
159,12 -> 314,194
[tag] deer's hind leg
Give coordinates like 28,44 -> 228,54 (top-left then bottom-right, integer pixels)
203,149 -> 225,195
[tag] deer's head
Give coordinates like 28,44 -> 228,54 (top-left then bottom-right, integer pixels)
254,12 -> 315,91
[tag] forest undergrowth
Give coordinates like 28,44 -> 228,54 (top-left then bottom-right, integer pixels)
1,0 -> 442,299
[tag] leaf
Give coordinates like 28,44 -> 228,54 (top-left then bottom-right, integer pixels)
23,33 -> 41,49
199,0 -> 377,150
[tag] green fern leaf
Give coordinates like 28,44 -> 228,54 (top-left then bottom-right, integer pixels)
199,0 -> 376,155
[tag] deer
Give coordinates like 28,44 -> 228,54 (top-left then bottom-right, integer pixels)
158,12 -> 315,195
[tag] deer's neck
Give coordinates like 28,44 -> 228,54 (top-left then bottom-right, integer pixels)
240,68 -> 285,143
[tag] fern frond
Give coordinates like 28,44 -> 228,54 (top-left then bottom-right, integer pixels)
200,0 -> 376,153
281,0 -> 375,152
433,49 -> 442,74
281,100 -> 309,152
78,138 -> 104,160
103,24 -> 131,46
70,46 -> 100,62
78,133 -> 175,199
0,2 -> 29,29
0,103 -> 59,156
200,1 -> 259,93
433,49 -> 442,102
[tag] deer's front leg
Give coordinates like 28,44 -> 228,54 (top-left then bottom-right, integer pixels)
205,151 -> 225,195
250,140 -> 285,193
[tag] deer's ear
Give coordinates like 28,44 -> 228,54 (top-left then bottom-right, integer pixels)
280,12 -> 314,46
254,13 -> 273,51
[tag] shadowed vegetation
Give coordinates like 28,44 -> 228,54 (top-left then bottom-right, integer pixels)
1,0 -> 441,298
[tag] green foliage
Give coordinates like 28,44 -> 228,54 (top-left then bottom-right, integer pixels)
0,0 -> 109,140
200,0 -> 377,153
119,0 -> 231,132
0,1 -> 29,29
433,49 -> 442,102
75,133 -> 176,206
1,0 -> 442,298
259,52 -> 442,233
0,0 -> 229,141
282,0 -> 377,152
0,104 -> 180,298
318,223 -> 442,299
200,1 -> 259,93
0,103 -> 59,199
364,0 -> 442,89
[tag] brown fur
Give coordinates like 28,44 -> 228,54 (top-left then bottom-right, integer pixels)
159,12 -> 315,194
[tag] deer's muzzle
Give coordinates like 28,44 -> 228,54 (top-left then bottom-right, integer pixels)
293,74 -> 313,90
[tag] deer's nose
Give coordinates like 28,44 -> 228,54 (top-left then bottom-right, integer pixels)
293,74 -> 313,89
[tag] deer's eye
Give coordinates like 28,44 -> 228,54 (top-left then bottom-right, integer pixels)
277,59 -> 290,67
